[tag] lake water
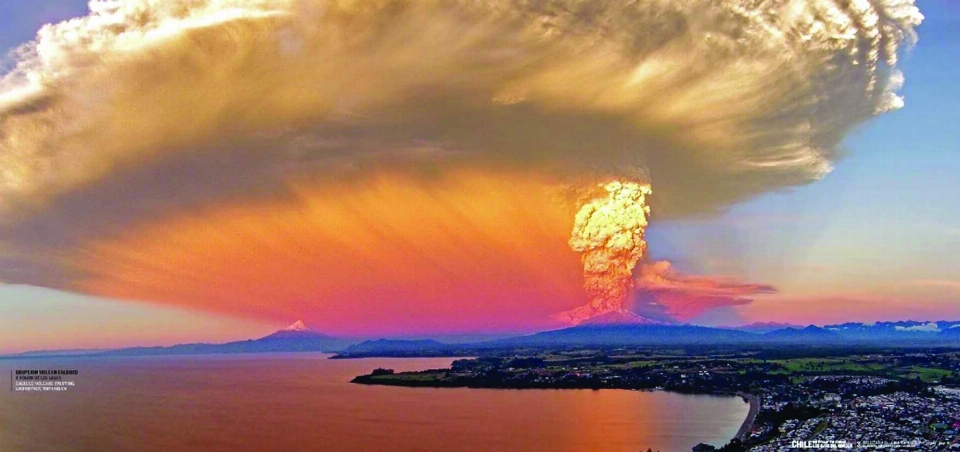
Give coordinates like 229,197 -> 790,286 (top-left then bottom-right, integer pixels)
0,353 -> 748,452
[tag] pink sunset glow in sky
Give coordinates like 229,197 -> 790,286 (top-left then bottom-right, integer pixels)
1,0 -> 958,354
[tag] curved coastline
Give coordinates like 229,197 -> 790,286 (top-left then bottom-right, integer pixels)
734,392 -> 760,442
353,371 -> 755,448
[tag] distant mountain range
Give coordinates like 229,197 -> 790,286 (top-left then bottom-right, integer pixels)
717,322 -> 803,333
520,319 -> 960,346
341,339 -> 455,355
7,319 -> 960,360
2,321 -> 357,359
487,323 -> 755,347
339,320 -> 960,355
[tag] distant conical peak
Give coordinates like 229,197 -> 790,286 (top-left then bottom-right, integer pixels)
283,320 -> 311,332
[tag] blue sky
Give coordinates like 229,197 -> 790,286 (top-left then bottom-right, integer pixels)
648,0 -> 960,324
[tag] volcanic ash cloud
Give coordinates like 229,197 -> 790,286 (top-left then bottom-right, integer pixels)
0,0 -> 924,328
0,0 -> 923,216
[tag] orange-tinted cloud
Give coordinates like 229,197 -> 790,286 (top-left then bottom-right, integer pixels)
68,171 -> 586,334
0,0 -> 924,334
632,261 -> 776,322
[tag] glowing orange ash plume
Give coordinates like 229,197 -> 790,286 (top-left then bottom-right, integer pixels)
556,181 -> 652,324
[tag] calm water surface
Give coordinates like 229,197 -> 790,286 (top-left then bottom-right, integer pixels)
0,353 -> 747,452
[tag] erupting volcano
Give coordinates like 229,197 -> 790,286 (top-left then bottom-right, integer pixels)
0,0 -> 924,333
555,181 -> 655,325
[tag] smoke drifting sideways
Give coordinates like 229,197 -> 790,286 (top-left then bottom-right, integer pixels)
560,184 -> 776,325
633,261 -> 778,323
0,0 -> 922,331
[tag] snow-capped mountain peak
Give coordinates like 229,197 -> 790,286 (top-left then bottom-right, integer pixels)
283,320 -> 311,332
259,320 -> 329,341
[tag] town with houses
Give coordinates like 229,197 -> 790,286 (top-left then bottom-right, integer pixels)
745,376 -> 960,451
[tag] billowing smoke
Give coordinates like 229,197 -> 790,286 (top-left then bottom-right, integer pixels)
0,0 -> 922,215
633,261 -> 777,322
0,0 -> 923,330
557,181 -> 651,324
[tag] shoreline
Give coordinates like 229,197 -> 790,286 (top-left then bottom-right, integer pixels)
354,374 -> 758,448
734,392 -> 760,442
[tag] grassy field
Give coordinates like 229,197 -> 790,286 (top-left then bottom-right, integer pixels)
900,366 -> 954,382
371,371 -> 448,382
358,349 -> 960,389
760,358 -> 954,382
